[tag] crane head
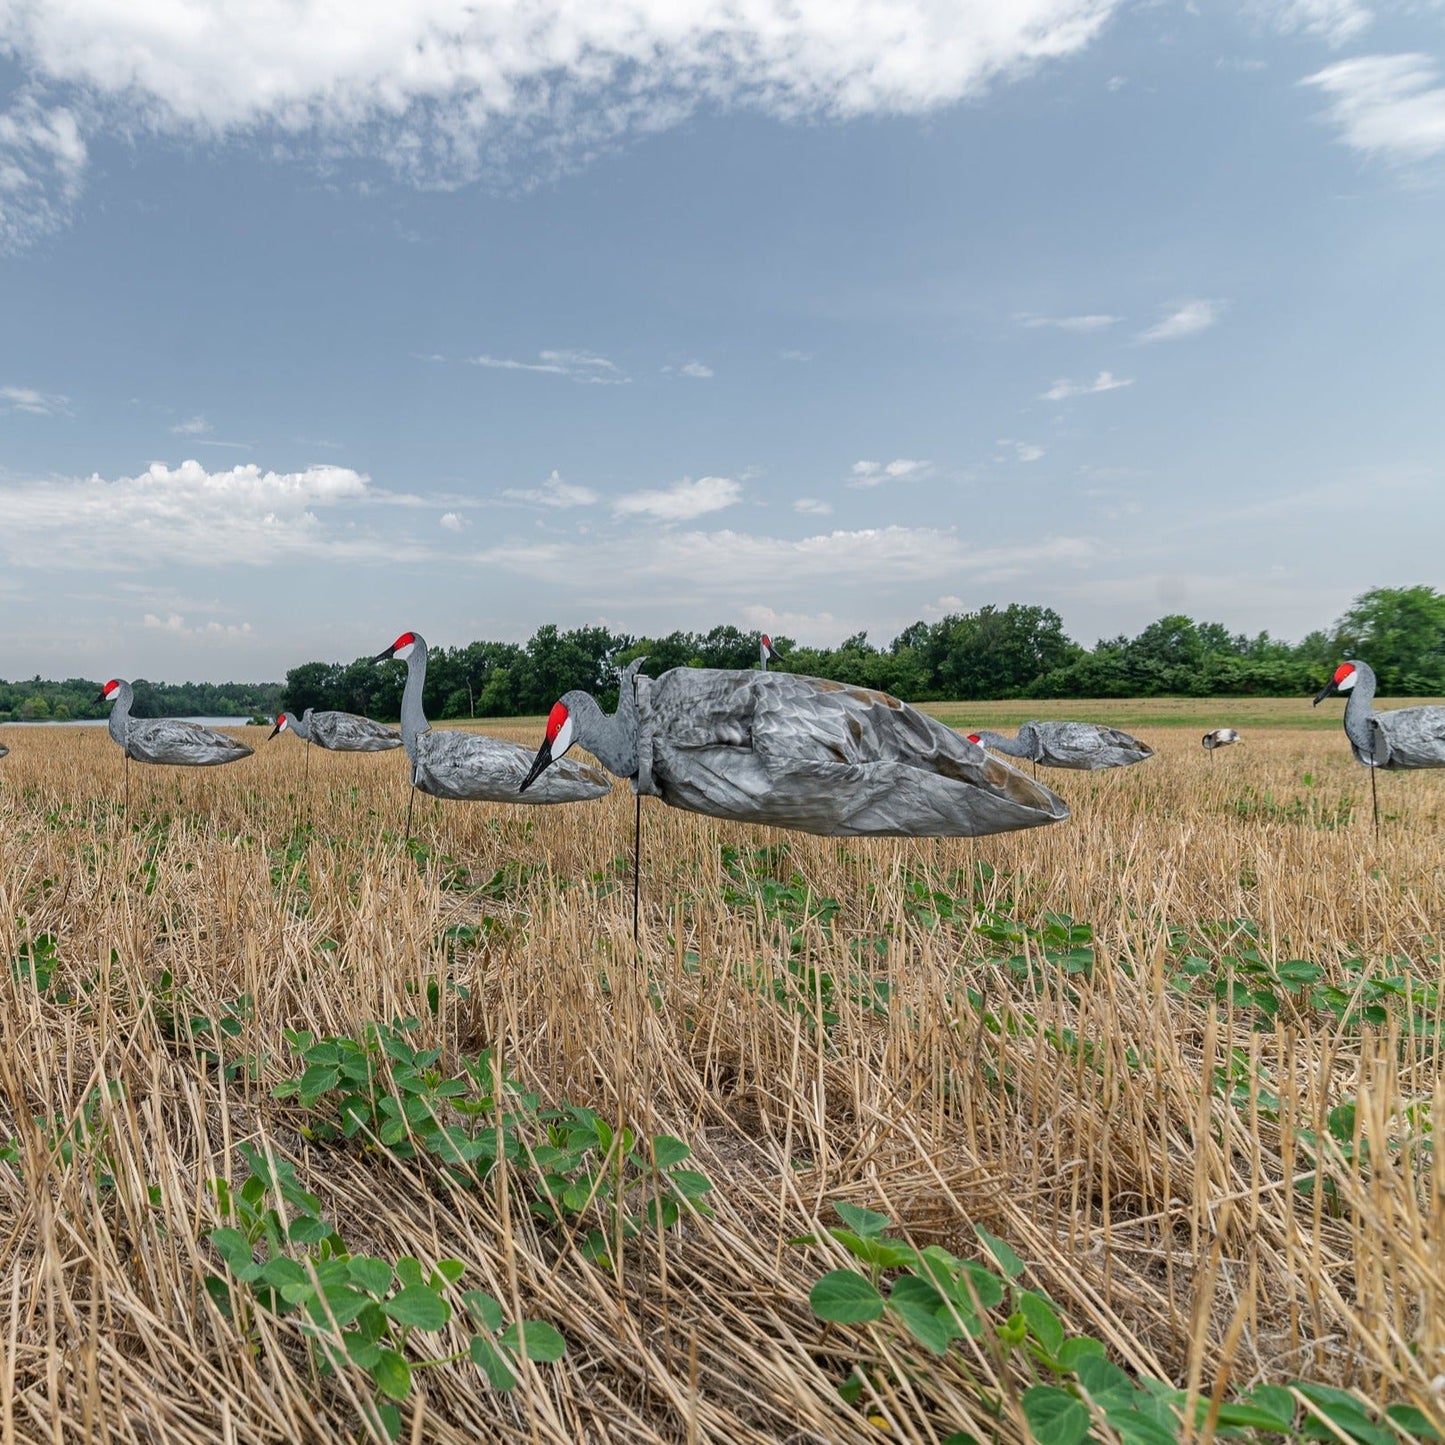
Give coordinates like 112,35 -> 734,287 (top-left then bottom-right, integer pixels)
268,713 -> 291,740
94,679 -> 122,704
519,700 -> 575,793
1313,661 -> 1356,706
372,631 -> 417,664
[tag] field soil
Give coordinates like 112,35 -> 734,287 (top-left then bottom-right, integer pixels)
1,701 -> 1442,1442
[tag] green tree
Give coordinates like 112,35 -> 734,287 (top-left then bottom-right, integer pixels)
1332,585 -> 1445,693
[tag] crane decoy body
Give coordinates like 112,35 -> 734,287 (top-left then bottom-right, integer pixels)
966,721 -> 1154,771
96,680 -> 253,766
1313,661 -> 1445,770
0,744 -> 8,759
1202,728 -> 1242,752
373,632 -> 611,805
760,634 -> 782,671
269,708 -> 401,751
520,660 -> 1068,838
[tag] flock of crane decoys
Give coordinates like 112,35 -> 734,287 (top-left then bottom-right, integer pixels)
1,643 -> 1442,844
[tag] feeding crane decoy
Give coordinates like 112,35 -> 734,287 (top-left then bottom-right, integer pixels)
372,631 -> 611,835
1202,728 -> 1242,753
269,709 -> 401,751
965,722 -> 1154,771
1313,659 -> 1445,829
760,634 -> 782,671
520,660 -> 1068,838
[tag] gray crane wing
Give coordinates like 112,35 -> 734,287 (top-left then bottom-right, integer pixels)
634,670 -> 1067,838
310,711 -> 403,751
415,728 -> 611,803
126,719 -> 254,766
1029,721 -> 1154,771
1375,705 -> 1445,769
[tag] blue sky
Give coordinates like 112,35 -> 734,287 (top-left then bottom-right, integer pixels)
2,0 -> 1443,681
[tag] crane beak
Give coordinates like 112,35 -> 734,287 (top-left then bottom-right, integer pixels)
267,721 -> 283,740
91,691 -> 107,705
1312,679 -> 1338,707
518,740 -> 553,794
370,646 -> 395,665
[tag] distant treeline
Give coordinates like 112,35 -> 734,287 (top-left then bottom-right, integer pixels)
0,678 -> 282,724
4,586 -> 1439,725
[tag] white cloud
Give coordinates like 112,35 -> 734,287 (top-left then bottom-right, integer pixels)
0,3 -> 1123,241
996,439 -> 1044,462
143,611 -> 253,638
1041,370 -> 1132,400
500,469 -> 599,509
1020,313 -> 1119,331
1137,298 -> 1223,343
850,458 -> 930,488
679,360 -> 714,378
1259,1 -> 1373,48
468,349 -> 628,383
170,415 -> 213,436
1,384 -> 70,416
794,497 -> 834,515
0,93 -> 87,250
1303,54 -> 1445,162
440,511 -> 465,531
779,349 -> 814,362
479,523 -> 1099,589
0,459 -> 408,570
614,475 -> 742,521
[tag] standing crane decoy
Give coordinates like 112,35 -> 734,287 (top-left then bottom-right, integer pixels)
1313,659 -> 1445,830
372,631 -> 612,838
95,679 -> 253,807
520,660 -> 1068,838
1202,727 -> 1242,754
965,722 -> 1154,772
760,634 -> 782,671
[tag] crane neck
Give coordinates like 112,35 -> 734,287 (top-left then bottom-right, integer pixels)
292,709 -> 313,741
569,658 -> 643,778
1341,661 -> 1379,761
107,682 -> 133,750
399,638 -> 431,757
973,727 -> 1034,760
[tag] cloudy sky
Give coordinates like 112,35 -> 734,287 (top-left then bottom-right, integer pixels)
2,0 -> 1443,681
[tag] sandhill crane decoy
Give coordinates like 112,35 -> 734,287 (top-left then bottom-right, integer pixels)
1202,727 -> 1242,754
1313,659 -> 1445,830
269,708 -> 401,806
0,744 -> 8,759
966,722 -> 1154,772
760,634 -> 782,671
268,709 -> 401,751
95,679 -> 253,807
372,631 -> 611,838
520,660 -> 1068,838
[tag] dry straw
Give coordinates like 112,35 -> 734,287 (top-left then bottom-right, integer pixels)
1,707 -> 1442,1441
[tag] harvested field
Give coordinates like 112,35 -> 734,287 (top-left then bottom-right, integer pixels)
1,707 -> 1442,1442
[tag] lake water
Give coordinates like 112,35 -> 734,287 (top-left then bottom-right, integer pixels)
4,717 -> 254,728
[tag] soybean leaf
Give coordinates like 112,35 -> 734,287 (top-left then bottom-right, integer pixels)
1021,1386 -> 1091,1445
470,1335 -> 517,1391
381,1284 -> 449,1331
809,1270 -> 884,1324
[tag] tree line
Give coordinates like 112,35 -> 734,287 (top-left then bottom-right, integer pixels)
0,678 -> 282,724
2,586 -> 1439,724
